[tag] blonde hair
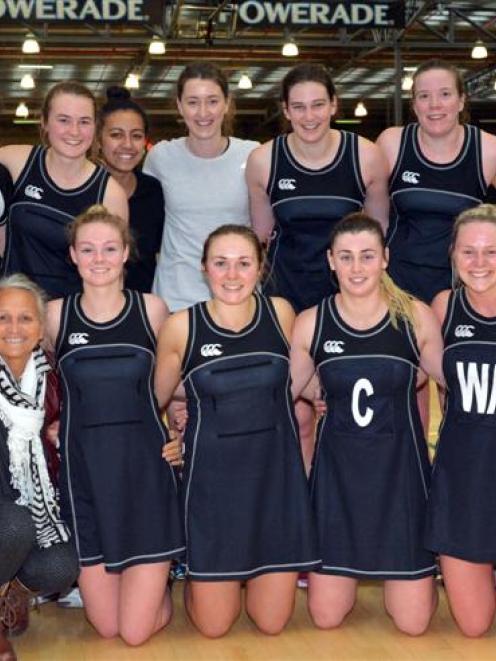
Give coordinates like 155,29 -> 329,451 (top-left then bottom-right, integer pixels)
68,204 -> 134,255
450,203 -> 496,285
329,213 -> 416,330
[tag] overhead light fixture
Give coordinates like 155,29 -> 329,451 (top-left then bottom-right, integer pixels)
15,102 -> 29,118
282,37 -> 299,57
238,73 -> 253,90
402,74 -> 414,91
148,35 -> 166,55
354,101 -> 368,117
20,74 -> 35,90
18,64 -> 53,70
22,33 -> 40,54
125,73 -> 140,89
471,39 -> 488,59
494,79 -> 496,91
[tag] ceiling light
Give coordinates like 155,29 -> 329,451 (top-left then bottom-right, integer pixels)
354,102 -> 368,118
471,40 -> 488,59
20,74 -> 35,90
22,33 -> 40,54
125,73 -> 140,89
148,36 -> 166,55
282,37 -> 299,57
18,64 -> 53,70
402,74 -> 414,91
494,79 -> 496,91
15,102 -> 29,118
238,73 -> 253,90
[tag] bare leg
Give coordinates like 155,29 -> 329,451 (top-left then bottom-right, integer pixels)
245,572 -> 298,635
78,565 -> 120,639
185,580 -> 242,638
307,573 -> 357,629
440,555 -> 495,637
295,399 -> 316,475
383,576 -> 437,636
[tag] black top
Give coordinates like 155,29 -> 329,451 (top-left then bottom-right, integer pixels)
2,146 -> 110,298
125,170 -> 164,292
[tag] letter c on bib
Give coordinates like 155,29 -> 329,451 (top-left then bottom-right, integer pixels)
351,378 -> 374,428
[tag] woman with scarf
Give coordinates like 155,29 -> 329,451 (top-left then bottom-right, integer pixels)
0,274 -> 77,661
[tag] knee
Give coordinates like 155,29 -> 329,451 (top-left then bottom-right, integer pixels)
455,615 -> 493,638
308,600 -> 350,630
392,612 -> 431,637
252,616 -> 289,636
120,626 -> 154,647
194,616 -> 236,639
0,502 -> 35,551
90,620 -> 119,640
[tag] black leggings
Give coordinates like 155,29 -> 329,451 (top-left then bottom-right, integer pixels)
0,500 -> 78,593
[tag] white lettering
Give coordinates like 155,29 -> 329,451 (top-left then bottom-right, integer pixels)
238,0 -> 264,25
351,4 -> 373,25
456,361 -> 489,414
0,0 -> 144,20
351,378 -> 374,427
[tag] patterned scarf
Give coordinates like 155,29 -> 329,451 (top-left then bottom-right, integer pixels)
0,348 -> 69,548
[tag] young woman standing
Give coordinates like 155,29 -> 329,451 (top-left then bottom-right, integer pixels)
377,59 -> 496,303
0,82 -> 127,299
143,63 -> 258,312
98,86 -> 164,292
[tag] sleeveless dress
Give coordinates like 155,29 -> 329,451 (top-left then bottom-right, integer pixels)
425,288 -> 496,562
310,296 -> 436,579
2,145 -> 110,298
265,132 -> 365,312
56,290 -> 184,571
181,293 -> 319,580
387,124 -> 486,302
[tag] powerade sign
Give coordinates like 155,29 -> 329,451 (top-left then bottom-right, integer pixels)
237,1 -> 405,28
0,0 -> 160,22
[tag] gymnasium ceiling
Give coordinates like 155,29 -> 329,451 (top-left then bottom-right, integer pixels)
1,1 -> 496,140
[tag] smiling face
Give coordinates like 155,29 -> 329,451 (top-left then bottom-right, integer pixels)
42,92 -> 95,159
328,230 -> 388,298
0,288 -> 43,378
412,68 -> 464,137
177,78 -> 229,142
99,109 -> 146,175
203,233 -> 261,305
283,81 -> 337,144
452,221 -> 496,296
70,221 -> 129,287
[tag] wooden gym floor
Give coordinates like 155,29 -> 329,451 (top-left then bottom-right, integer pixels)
14,581 -> 496,660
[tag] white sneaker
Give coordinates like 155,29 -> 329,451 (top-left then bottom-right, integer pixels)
57,587 -> 83,608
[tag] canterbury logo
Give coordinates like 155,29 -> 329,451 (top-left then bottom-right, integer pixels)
68,333 -> 89,345
25,184 -> 43,200
401,171 -> 420,185
278,178 -> 296,191
323,340 -> 345,354
454,325 -> 475,338
200,343 -> 223,357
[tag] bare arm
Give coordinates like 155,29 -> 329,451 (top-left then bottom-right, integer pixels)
358,137 -> 389,232
43,298 -> 64,354
154,310 -> 188,409
290,306 -> 318,400
0,145 -> 32,182
103,176 -> 129,224
143,293 -> 169,338
375,126 -> 403,175
480,129 -> 496,187
246,142 -> 276,243
413,300 -> 445,387
270,296 -> 295,343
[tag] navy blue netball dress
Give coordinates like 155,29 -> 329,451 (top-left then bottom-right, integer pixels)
388,124 -> 486,302
310,297 -> 436,579
265,132 -> 365,312
2,146 -> 110,298
56,290 -> 184,572
181,293 -> 319,580
425,288 -> 496,562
